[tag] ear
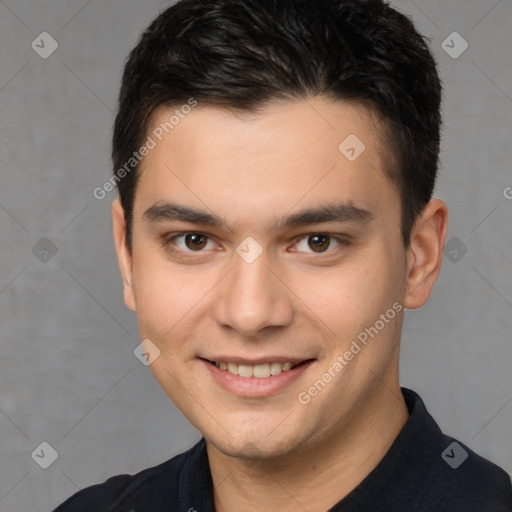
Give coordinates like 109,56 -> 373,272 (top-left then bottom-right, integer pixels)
404,199 -> 448,309
112,198 -> 136,311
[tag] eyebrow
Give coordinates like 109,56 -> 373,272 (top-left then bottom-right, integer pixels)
274,202 -> 374,230
142,201 -> 374,232
143,203 -> 232,230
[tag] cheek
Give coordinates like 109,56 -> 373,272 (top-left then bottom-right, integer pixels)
288,249 -> 404,340
131,252 -> 215,338
130,250 -> 177,333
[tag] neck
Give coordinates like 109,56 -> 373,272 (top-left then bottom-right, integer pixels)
207,384 -> 409,512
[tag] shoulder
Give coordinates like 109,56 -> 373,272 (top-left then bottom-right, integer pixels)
422,433 -> 512,511
52,439 -> 203,511
401,389 -> 512,511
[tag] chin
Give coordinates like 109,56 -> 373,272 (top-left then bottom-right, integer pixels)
205,424 -> 309,461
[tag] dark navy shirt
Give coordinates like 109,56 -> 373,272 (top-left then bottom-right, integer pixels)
54,388 -> 512,511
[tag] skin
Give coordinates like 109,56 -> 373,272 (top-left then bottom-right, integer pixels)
113,97 -> 448,511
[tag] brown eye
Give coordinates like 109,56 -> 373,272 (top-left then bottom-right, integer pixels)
184,233 -> 208,251
307,234 -> 330,252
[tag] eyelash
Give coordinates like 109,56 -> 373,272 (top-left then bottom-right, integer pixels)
161,232 -> 350,256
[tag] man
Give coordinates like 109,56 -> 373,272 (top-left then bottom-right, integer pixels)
55,0 -> 512,510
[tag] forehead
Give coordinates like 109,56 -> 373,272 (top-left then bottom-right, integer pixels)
134,98 -> 398,232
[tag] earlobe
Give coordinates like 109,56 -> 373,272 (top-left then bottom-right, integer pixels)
112,198 -> 136,312
404,199 -> 448,310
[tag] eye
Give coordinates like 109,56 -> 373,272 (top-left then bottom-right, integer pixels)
294,234 -> 344,254
165,232 -> 215,252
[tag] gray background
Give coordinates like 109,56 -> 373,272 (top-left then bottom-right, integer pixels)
0,0 -> 510,510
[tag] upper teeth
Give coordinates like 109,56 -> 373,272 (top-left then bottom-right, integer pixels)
215,361 -> 296,378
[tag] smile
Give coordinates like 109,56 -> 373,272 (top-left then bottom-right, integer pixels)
201,357 -> 315,397
212,361 -> 298,378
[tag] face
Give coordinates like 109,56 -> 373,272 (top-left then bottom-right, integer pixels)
113,98 -> 441,460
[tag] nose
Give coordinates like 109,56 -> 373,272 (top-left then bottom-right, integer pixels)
211,251 -> 294,338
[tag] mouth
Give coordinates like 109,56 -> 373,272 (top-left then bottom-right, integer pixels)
199,356 -> 316,398
202,359 -> 311,379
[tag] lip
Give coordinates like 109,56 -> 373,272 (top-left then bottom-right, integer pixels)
201,358 -> 315,398
201,355 -> 309,366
